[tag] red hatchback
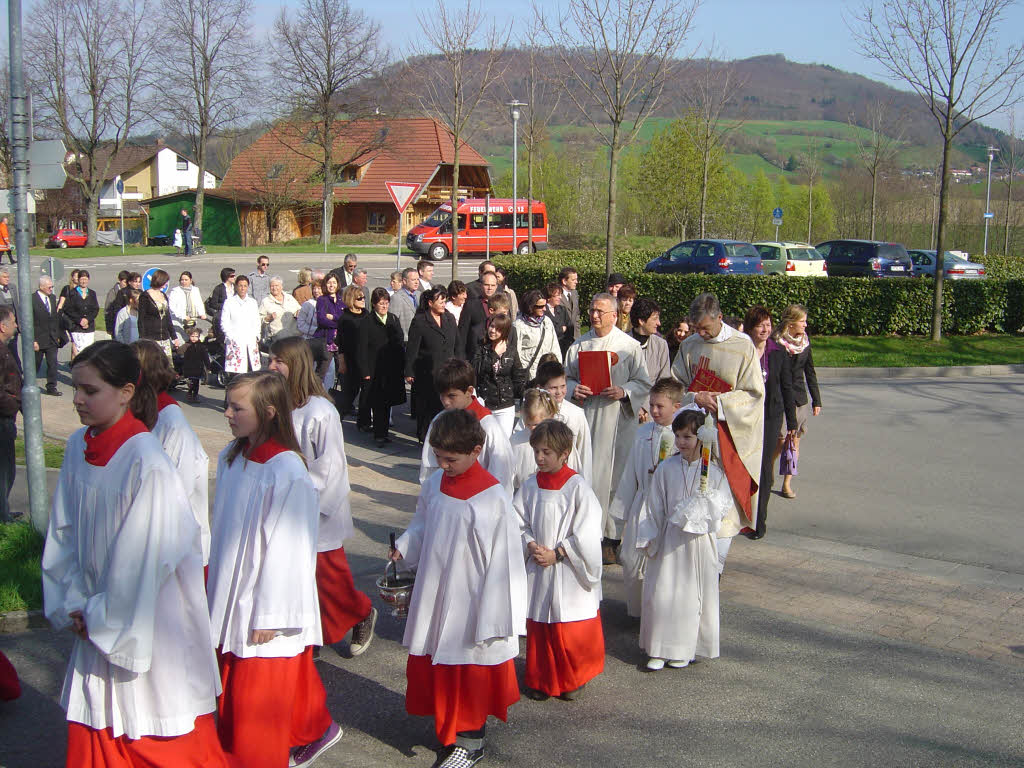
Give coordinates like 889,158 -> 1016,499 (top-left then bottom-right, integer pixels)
46,228 -> 88,248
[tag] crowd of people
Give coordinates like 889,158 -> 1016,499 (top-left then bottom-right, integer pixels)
0,251 -> 824,768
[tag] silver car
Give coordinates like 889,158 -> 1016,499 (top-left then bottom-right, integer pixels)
907,250 -> 987,280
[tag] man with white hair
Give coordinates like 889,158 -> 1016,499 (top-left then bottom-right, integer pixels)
351,268 -> 369,289
565,292 -> 652,563
32,276 -> 62,396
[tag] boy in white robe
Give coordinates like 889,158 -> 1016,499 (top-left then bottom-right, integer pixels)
534,360 -> 594,486
511,388 -> 584,490
420,358 -> 515,495
609,378 -> 684,617
636,408 -> 731,671
514,420 -> 604,702
393,409 -> 527,768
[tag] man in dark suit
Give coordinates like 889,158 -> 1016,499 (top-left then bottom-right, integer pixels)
464,260 -> 496,300
544,281 -> 573,356
559,266 -> 580,339
458,270 -> 496,360
32,276 -> 62,396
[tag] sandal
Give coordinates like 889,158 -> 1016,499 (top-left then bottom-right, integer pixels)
781,489 -> 796,499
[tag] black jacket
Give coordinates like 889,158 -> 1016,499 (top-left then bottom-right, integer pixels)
32,291 -> 61,349
781,344 -> 822,409
337,309 -> 367,376
358,312 -> 406,406
181,342 -> 211,378
547,304 -> 573,355
137,291 -> 175,342
405,311 -> 460,380
457,295 -> 489,360
63,288 -> 99,332
763,339 -> 797,430
472,343 -> 526,411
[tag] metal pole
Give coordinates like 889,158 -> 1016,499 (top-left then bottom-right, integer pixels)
9,0 -> 48,532
775,223 -> 779,241
396,211 -> 402,271
984,145 -> 996,256
485,194 -> 490,258
120,188 -> 125,256
512,113 -> 518,255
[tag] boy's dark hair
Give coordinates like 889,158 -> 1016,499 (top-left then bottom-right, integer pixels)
543,281 -> 561,300
672,409 -> 704,435
417,259 -> 432,273
429,408 -> 486,455
434,357 -> 475,394
529,419 -> 574,458
559,266 -> 578,282
117,269 -> 130,282
650,377 -> 684,401
631,296 -> 660,326
534,359 -> 565,385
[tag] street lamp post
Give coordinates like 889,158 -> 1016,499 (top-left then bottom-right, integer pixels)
506,100 -> 527,255
984,144 -> 998,257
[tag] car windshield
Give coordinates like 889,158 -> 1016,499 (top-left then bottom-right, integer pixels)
879,244 -> 909,260
789,248 -> 819,261
945,252 -> 968,263
421,207 -> 451,228
725,244 -> 757,259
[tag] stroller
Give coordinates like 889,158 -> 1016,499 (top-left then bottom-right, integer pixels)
203,332 -> 229,387
190,228 -> 207,256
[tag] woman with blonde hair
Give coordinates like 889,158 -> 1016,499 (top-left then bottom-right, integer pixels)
338,284 -> 368,423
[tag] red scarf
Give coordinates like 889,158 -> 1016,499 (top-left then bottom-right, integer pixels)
536,463 -> 576,491
245,437 -> 291,464
156,392 -> 178,411
440,460 -> 498,500
466,398 -> 492,422
83,411 -> 148,466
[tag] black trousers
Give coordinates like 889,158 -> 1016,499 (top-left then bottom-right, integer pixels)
35,345 -> 59,387
365,389 -> 391,438
0,417 -> 15,521
757,414 -> 783,537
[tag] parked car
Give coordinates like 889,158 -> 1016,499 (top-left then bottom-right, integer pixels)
814,239 -> 913,277
46,228 -> 88,248
407,198 -> 549,260
644,239 -> 764,276
754,241 -> 829,277
907,249 -> 987,280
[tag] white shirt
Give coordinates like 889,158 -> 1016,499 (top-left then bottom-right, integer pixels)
291,396 -> 353,551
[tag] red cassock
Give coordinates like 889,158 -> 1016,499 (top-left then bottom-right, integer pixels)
216,648 -> 332,768
525,614 -> 605,696
316,547 -> 372,645
405,655 -> 520,746
0,649 -> 20,701
66,714 -> 235,768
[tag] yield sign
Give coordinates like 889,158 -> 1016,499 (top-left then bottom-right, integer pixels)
385,181 -> 421,213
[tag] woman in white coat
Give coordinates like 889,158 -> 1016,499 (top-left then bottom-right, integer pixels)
167,271 -> 207,341
220,274 -> 261,376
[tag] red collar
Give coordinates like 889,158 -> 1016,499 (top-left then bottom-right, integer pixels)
466,398 -> 492,421
536,463 -> 576,491
84,411 -> 148,466
156,392 -> 178,412
244,437 -> 291,464
440,460 -> 499,500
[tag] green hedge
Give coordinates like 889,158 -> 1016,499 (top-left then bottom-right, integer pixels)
494,251 -> 1024,336
975,254 -> 1024,280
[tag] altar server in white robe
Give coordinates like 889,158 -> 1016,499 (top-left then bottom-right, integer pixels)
131,339 -> 211,565
565,293 -> 652,550
208,371 -> 342,768
268,337 -> 377,655
419,358 -> 515,496
609,378 -> 685,617
42,341 -> 230,767
511,388 -> 584,490
533,360 -> 593,485
514,420 -> 604,702
636,408 -> 731,671
392,409 -> 526,768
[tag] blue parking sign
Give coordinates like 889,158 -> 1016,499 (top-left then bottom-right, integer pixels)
772,207 -> 784,219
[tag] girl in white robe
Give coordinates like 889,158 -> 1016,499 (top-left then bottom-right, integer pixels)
207,371 -> 341,768
392,408 -> 527,768
636,409 -> 731,671
41,340 -> 229,768
269,336 -> 376,654
609,380 -> 685,617
511,388 -> 584,491
514,419 -> 604,701
131,339 -> 211,565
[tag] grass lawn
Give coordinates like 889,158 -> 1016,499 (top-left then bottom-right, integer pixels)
812,334 -> 1024,367
30,243 -> 397,259
0,522 -> 43,612
14,436 -> 66,469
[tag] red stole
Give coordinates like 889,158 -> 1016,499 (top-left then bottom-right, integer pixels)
465,398 -> 492,422
536,464 -> 576,491
156,392 -> 178,411
244,437 -> 291,464
83,411 -> 148,466
440,460 -> 498,500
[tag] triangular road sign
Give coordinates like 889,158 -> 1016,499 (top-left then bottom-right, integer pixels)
385,181 -> 421,213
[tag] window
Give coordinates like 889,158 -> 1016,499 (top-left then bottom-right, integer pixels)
367,210 -> 388,233
757,245 -> 780,261
470,214 -> 488,229
176,154 -> 188,171
125,185 -> 139,194
666,243 -> 694,263
267,164 -> 283,179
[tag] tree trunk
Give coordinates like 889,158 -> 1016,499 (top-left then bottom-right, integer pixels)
932,131 -> 954,342
698,147 -> 709,238
605,124 -> 620,278
869,168 -> 877,240
321,134 -> 333,248
807,180 -> 813,243
86,197 -> 98,247
451,138 -> 461,281
1004,169 -> 1013,256
527,146 -> 534,251
195,128 -> 208,232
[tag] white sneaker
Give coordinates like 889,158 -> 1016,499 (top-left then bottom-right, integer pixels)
667,659 -> 690,668
646,657 -> 666,671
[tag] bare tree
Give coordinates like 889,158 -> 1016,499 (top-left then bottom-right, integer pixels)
998,110 -> 1020,255
406,0 -> 509,278
799,138 -> 823,243
159,0 -> 257,231
681,49 -> 748,239
850,99 -> 906,239
851,0 -> 1024,340
538,0 -> 698,274
28,0 -> 158,244
271,0 -> 388,247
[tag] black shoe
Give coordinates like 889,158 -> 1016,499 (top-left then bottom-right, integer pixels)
434,745 -> 485,768
524,687 -> 550,701
557,683 -> 586,701
45,387 -> 62,397
742,530 -> 764,540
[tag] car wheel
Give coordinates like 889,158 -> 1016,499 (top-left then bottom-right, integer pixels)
516,241 -> 532,255
59,240 -> 68,248
428,243 -> 448,261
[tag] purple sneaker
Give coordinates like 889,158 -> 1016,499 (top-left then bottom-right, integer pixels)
289,722 -> 343,766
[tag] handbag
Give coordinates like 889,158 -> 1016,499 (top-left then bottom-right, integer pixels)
779,435 -> 798,476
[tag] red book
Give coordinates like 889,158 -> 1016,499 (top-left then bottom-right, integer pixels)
579,350 -> 612,393
687,355 -> 733,394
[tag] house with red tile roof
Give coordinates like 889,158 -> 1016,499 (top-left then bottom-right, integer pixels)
220,117 -> 493,243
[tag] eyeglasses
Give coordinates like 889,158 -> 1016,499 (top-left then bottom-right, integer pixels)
355,296 -> 365,301
590,308 -> 616,315
533,303 -> 547,310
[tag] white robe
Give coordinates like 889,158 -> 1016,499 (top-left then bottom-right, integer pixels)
509,429 -> 584,491
395,472 -> 527,666
609,422 -> 677,617
152,403 -> 211,565
510,400 -> 594,488
564,327 -> 653,537
292,396 -> 353,551
207,448 -> 322,658
636,456 -> 729,662
220,294 -> 261,373
42,430 -> 219,739
420,410 -> 515,496
514,473 -> 603,623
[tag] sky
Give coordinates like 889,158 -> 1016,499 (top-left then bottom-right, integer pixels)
256,0 -> 1024,131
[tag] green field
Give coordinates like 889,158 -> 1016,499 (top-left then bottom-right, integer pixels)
29,243 -> 397,259
0,522 -> 43,612
812,334 -> 1024,367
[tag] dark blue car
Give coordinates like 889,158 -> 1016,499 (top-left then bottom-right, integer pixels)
644,239 -> 764,276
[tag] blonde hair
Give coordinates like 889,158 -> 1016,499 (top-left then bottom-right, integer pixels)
521,388 -> 557,424
487,293 -> 511,316
224,371 -> 305,467
297,268 -> 312,286
342,284 -> 364,308
269,336 -> 328,408
774,304 -> 808,339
